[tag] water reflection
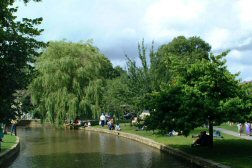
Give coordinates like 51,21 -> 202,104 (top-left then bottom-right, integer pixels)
9,128 -> 193,168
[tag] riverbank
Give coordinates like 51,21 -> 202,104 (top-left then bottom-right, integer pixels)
86,126 -> 229,168
0,134 -> 20,168
90,123 -> 252,168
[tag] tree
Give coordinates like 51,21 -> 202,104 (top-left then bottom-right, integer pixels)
29,41 -> 114,126
157,36 -> 211,78
102,75 -> 131,117
145,36 -> 250,147
177,53 -> 247,146
122,40 -> 172,112
158,36 -> 211,61
0,0 -> 45,121
221,82 -> 252,123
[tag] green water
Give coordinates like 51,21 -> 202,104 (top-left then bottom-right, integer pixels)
9,128 -> 194,168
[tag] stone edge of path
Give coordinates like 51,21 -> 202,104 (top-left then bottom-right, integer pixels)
0,136 -> 20,168
84,127 -> 230,168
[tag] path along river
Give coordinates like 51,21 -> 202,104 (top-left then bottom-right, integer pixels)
9,127 -> 195,168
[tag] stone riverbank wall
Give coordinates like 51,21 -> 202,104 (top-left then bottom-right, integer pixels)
0,137 -> 20,168
17,119 -> 42,128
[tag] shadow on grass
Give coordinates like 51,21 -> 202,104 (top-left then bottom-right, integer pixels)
170,138 -> 252,168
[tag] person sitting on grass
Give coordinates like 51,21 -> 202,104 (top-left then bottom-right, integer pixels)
168,130 -> 179,136
108,118 -> 115,130
115,124 -> 121,131
213,130 -> 223,138
191,131 -> 210,147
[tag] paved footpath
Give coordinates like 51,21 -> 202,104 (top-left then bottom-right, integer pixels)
214,127 -> 252,140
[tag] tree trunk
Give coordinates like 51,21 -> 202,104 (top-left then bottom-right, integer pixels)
208,117 -> 213,148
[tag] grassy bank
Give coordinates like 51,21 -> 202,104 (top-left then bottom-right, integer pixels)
94,123 -> 251,168
0,134 -> 17,153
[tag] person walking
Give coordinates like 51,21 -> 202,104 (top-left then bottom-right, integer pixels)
237,123 -> 243,136
245,122 -> 251,136
11,119 -> 17,136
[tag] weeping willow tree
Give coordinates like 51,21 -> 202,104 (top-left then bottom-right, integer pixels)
29,41 -> 113,126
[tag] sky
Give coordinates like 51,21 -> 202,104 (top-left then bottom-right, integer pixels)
15,0 -> 252,81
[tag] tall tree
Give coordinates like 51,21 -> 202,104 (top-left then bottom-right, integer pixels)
146,36 -> 250,147
102,74 -> 132,117
0,0 -> 45,120
123,40 -> 171,112
177,53 -> 247,146
29,41 -> 113,126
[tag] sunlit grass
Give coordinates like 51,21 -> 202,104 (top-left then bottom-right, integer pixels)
0,134 -> 17,153
219,122 -> 238,132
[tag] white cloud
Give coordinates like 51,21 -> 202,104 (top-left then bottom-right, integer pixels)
14,0 -> 252,81
144,0 -> 206,39
227,62 -> 252,81
206,28 -> 231,50
237,0 -> 252,31
229,50 -> 243,61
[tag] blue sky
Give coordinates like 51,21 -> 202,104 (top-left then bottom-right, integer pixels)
15,0 -> 252,81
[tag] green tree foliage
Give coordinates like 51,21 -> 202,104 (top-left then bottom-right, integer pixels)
124,40 -> 171,110
158,36 -> 211,60
157,36 -> 211,78
177,53 -> 246,144
145,36 -> 213,117
0,0 -> 45,120
29,41 -> 113,125
102,74 -> 131,118
101,40 -> 167,118
12,89 -> 34,118
221,82 -> 252,123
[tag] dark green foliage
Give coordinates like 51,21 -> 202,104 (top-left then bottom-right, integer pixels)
0,0 -> 45,120
158,36 -> 211,60
102,75 -> 132,117
125,40 -> 171,109
101,39 -> 170,118
12,89 -> 34,118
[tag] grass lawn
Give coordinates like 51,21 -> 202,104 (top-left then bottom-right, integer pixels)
0,134 -> 17,153
94,123 -> 252,168
218,123 -> 238,132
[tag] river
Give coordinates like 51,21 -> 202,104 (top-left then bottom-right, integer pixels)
9,127 -> 194,168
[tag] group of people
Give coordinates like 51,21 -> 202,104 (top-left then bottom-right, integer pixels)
64,118 -> 92,129
74,119 -> 91,127
237,122 -> 252,136
99,113 -> 121,131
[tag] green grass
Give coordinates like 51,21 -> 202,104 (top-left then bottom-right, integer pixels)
218,122 -> 238,132
94,123 -> 252,168
0,134 -> 17,153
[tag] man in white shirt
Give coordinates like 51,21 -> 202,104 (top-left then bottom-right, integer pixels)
100,113 -> 105,127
